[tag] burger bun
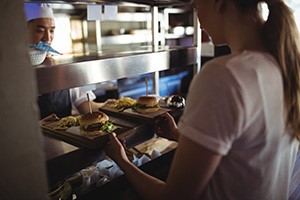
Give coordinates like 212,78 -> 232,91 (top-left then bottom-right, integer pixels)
133,106 -> 160,114
133,96 -> 160,114
79,111 -> 109,130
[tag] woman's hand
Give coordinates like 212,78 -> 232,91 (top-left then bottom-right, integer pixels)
154,112 -> 179,141
105,132 -> 130,165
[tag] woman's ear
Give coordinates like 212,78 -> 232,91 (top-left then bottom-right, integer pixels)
214,0 -> 225,12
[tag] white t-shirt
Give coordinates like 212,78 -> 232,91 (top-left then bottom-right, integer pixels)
178,51 -> 299,200
70,85 -> 96,115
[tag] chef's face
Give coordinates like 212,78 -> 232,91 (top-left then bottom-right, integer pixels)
27,18 -> 55,45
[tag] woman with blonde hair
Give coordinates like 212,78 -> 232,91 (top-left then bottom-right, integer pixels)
105,0 -> 300,199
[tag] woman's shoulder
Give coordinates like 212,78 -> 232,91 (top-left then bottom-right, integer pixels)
197,50 -> 278,90
200,53 -> 236,75
202,50 -> 276,72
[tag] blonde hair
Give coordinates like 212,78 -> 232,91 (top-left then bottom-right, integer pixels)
262,0 -> 300,140
236,0 -> 300,140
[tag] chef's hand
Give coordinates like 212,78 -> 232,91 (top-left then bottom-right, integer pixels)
105,133 -> 129,165
40,113 -> 59,123
92,99 -> 116,113
104,99 -> 117,105
154,112 -> 179,142
42,56 -> 56,65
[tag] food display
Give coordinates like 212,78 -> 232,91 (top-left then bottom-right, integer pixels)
111,97 -> 137,112
47,112 -> 117,136
132,96 -> 160,114
41,111 -> 117,139
40,111 -> 129,149
106,96 -> 163,114
78,111 -> 117,136
98,95 -> 184,126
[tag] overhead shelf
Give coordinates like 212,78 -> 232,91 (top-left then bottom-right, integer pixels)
25,0 -> 191,6
27,0 -> 198,95
123,0 -> 191,6
35,46 -> 198,94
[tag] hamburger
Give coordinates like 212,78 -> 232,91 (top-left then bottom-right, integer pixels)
78,111 -> 116,134
132,96 -> 160,114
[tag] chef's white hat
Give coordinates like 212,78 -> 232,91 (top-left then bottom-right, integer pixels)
24,3 -> 54,22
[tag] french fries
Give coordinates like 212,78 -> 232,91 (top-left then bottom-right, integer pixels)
57,116 -> 80,128
112,97 -> 136,111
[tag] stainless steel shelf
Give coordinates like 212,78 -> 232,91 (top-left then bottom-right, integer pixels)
25,0 -> 191,6
36,47 -> 198,94
124,0 -> 191,6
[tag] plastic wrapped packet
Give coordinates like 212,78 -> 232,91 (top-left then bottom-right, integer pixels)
96,176 -> 110,187
74,166 -> 102,195
132,154 -> 151,167
150,149 -> 162,159
97,159 -> 123,180
67,151 -> 160,197
48,181 -> 72,200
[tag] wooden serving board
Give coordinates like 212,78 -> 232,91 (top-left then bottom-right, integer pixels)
40,118 -> 134,149
99,104 -> 172,124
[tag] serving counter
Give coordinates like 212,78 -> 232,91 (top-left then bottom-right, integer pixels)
44,132 -> 175,199
44,116 -> 154,187
44,114 -> 179,200
26,0 -> 202,198
44,105 -> 183,187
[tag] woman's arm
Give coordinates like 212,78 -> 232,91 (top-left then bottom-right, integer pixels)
105,133 -> 165,199
105,133 -> 222,200
161,135 -> 222,199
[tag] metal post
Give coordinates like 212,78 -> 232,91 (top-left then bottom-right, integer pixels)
95,20 -> 102,53
151,6 -> 160,96
81,20 -> 89,54
193,9 -> 201,75
160,9 -> 168,47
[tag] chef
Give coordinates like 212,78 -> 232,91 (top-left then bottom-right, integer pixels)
24,3 -> 111,119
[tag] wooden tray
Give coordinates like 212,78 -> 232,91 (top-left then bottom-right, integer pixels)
41,118 -> 135,149
99,104 -> 172,124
